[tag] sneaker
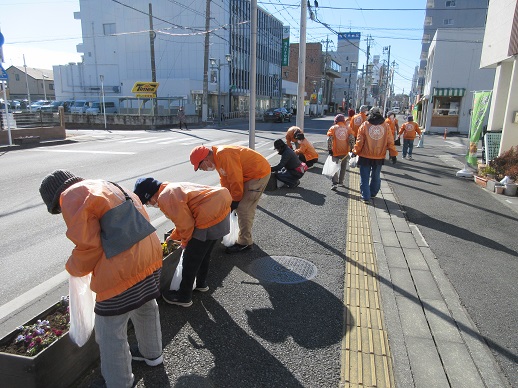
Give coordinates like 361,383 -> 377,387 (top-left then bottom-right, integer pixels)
331,184 -> 338,191
194,284 -> 209,292
130,344 -> 163,367
362,199 -> 370,204
408,156 -> 413,160
402,155 -> 407,159
162,290 -> 193,307
225,243 -> 252,254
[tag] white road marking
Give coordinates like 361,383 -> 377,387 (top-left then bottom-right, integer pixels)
443,140 -> 464,148
158,138 -> 190,145
28,149 -> 135,155
135,138 -> 172,144
118,137 -> 149,143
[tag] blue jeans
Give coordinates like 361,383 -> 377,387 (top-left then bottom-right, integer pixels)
402,139 -> 414,157
359,164 -> 382,200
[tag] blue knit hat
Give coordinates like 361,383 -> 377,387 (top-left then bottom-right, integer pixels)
133,177 -> 162,204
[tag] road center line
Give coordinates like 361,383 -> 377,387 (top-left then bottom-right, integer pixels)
28,149 -> 136,155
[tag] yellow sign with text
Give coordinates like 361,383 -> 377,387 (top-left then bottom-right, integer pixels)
131,82 -> 159,94
135,93 -> 156,98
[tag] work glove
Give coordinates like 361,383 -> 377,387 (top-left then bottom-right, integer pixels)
328,150 -> 333,156
231,201 -> 240,211
391,156 -> 397,164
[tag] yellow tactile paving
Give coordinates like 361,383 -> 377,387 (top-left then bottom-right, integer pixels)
340,170 -> 395,388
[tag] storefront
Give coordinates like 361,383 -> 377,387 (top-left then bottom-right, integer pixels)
430,87 -> 465,129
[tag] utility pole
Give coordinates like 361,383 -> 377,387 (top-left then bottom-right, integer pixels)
321,35 -> 332,115
363,35 -> 371,105
202,0 -> 210,123
249,0 -> 257,148
382,46 -> 391,113
296,0 -> 307,130
148,3 -> 157,116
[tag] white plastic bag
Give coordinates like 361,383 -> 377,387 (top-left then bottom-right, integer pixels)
349,154 -> 358,168
221,210 -> 239,247
69,274 -> 96,347
170,250 -> 196,290
322,155 -> 340,178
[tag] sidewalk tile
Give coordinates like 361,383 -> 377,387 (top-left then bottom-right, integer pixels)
436,341 -> 485,388
395,231 -> 419,249
394,295 -> 431,339
411,269 -> 443,300
422,299 -> 464,343
405,337 -> 450,388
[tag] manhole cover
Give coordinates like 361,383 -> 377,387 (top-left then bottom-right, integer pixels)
247,256 -> 318,284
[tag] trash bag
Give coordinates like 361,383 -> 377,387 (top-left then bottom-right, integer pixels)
394,137 -> 401,146
322,155 -> 340,178
69,274 -> 96,347
221,210 -> 239,247
349,155 -> 358,168
170,250 -> 196,291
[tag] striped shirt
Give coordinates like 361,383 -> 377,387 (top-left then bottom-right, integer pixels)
94,269 -> 161,316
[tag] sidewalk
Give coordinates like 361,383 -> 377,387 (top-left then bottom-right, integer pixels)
75,146 -> 510,387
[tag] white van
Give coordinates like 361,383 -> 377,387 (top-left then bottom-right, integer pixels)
392,107 -> 400,114
86,101 -> 117,115
70,100 -> 90,114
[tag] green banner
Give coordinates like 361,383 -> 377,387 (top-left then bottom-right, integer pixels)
282,26 -> 290,67
466,91 -> 492,166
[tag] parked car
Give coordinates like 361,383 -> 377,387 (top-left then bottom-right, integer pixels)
85,101 -> 117,115
70,100 -> 91,114
29,100 -> 51,111
392,107 -> 400,114
263,107 -> 292,123
40,101 -> 65,112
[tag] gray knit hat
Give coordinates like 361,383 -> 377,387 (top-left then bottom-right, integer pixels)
39,170 -> 84,214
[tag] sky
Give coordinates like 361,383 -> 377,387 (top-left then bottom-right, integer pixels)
0,0 -> 425,95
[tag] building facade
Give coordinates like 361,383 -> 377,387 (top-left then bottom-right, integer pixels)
5,66 -> 54,101
417,0 -> 488,95
53,0 -> 283,117
331,32 -> 361,111
421,28 -> 494,134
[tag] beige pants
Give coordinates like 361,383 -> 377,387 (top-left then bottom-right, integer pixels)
236,173 -> 271,245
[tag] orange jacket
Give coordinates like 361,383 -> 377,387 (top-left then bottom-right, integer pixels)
385,117 -> 399,138
294,138 -> 319,161
327,121 -> 354,157
156,182 -> 232,246
350,112 -> 367,137
352,121 -> 398,160
398,121 -> 421,140
61,180 -> 162,302
285,127 -> 303,149
212,145 -> 271,201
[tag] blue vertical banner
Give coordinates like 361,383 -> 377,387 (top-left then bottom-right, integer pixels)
282,26 -> 290,67
0,31 -> 4,63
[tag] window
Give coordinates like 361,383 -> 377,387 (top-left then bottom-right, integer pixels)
49,84 -> 54,90
15,74 -> 20,81
427,0 -> 434,7
103,23 -> 116,35
443,19 -> 454,25
422,34 -> 432,44
424,16 -> 432,26
446,1 -> 455,7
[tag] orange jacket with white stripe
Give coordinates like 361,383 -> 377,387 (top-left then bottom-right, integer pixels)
294,138 -> 319,161
61,180 -> 162,302
212,145 -> 271,201
156,182 -> 232,247
398,121 -> 421,140
352,121 -> 398,160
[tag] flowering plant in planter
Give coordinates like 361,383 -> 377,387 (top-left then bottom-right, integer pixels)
489,145 -> 518,181
0,296 -> 70,357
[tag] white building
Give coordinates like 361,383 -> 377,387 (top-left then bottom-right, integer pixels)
331,32 -> 361,111
480,0 -> 518,154
421,28 -> 494,134
53,0 -> 283,117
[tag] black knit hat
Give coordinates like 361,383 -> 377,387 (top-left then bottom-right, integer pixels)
133,177 -> 162,204
273,139 -> 286,152
39,170 -> 84,214
295,132 -> 305,140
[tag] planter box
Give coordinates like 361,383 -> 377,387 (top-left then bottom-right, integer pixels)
504,183 -> 517,196
0,304 -> 99,388
495,185 -> 505,194
474,175 -> 488,188
486,179 -> 498,192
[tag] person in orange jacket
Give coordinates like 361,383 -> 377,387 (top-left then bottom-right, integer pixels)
285,125 -> 303,149
350,105 -> 369,138
134,178 -> 232,307
294,132 -> 319,167
398,115 -> 422,160
327,113 -> 356,190
385,111 -> 399,140
352,107 -> 398,203
39,170 -> 163,388
189,145 -> 271,254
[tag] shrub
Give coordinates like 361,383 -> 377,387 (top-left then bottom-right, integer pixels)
489,145 -> 518,181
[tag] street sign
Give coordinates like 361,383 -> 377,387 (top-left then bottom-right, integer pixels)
0,64 -> 8,81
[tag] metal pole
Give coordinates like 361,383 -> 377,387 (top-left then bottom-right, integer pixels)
100,75 -> 107,129
296,0 -> 307,130
249,0 -> 257,149
42,74 -> 47,101
149,3 -> 157,116
23,55 -> 31,111
2,81 -> 12,145
217,60 -> 221,126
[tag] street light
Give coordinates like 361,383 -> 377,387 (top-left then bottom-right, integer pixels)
42,74 -> 48,101
209,54 -> 231,125
99,75 -> 107,130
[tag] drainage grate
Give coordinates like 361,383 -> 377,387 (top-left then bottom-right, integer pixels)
247,256 -> 318,284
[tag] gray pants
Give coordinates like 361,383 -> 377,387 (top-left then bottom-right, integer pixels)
332,155 -> 349,185
236,174 -> 270,245
95,299 -> 162,388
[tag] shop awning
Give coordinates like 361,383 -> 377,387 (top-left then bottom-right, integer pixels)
433,87 -> 465,97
